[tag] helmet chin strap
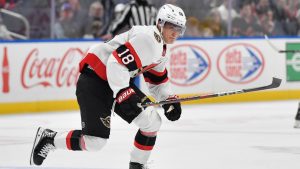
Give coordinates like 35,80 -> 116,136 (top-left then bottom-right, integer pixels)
158,21 -> 166,44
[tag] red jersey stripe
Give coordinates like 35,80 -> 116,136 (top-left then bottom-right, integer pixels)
79,53 -> 107,80
112,50 -> 123,65
148,69 -> 167,76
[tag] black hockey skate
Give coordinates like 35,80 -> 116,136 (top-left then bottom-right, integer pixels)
294,102 -> 300,128
129,162 -> 149,169
30,127 -> 57,166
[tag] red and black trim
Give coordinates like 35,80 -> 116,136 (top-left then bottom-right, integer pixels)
79,53 -> 107,80
134,130 -> 156,151
143,69 -> 168,85
66,130 -> 82,151
112,42 -> 142,71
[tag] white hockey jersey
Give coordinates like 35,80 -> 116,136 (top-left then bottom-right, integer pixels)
79,25 -> 173,101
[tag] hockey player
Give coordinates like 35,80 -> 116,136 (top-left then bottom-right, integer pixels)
30,4 -> 186,169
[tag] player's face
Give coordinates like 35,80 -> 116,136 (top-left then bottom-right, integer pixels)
162,22 -> 182,44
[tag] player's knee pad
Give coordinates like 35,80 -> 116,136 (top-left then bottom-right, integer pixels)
133,106 -> 162,132
82,135 -> 107,151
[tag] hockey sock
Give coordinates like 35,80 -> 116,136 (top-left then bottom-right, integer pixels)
130,130 -> 157,164
54,130 -> 83,151
66,130 -> 83,150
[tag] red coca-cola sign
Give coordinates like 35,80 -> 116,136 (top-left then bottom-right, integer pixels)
2,47 -> 10,93
21,48 -> 85,89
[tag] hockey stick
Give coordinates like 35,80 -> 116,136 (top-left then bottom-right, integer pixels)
264,35 -> 300,53
142,77 -> 282,107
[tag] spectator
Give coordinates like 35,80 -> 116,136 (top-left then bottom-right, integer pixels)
232,2 -> 263,36
198,22 -> 214,37
255,0 -> 270,16
1,0 -> 50,39
53,2 -> 81,39
83,1 -> 106,38
296,8 -> 300,36
270,0 -> 299,35
68,0 -> 86,21
257,9 -> 275,35
68,0 -> 87,36
216,0 -> 238,23
184,17 -> 201,37
0,0 -> 18,10
206,9 -> 227,36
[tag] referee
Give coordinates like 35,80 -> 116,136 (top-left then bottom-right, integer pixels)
107,0 -> 157,36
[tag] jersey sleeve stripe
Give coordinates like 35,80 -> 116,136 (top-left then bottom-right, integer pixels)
143,69 -> 168,85
148,69 -> 167,76
79,53 -> 107,80
112,42 -> 142,71
144,77 -> 169,85
112,50 -> 123,65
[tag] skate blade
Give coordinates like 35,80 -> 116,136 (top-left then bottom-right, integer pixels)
29,127 -> 44,165
294,120 -> 300,128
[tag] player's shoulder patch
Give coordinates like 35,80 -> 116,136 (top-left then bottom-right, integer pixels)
154,31 -> 161,43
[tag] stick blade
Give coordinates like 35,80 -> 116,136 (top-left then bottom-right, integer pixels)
271,77 -> 282,88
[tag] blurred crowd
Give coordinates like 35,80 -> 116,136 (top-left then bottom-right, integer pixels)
0,0 -> 300,40
182,0 -> 300,37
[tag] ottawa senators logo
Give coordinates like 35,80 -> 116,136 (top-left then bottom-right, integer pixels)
100,116 -> 111,128
154,32 -> 161,43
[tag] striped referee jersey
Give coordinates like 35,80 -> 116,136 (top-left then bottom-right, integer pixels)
109,0 -> 157,35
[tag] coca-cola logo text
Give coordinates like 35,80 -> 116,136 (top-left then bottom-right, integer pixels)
21,48 -> 85,89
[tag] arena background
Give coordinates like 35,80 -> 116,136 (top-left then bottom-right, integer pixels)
1,0 -> 300,114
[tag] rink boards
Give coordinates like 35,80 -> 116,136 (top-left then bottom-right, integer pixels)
1,37 -> 300,114
1,89 -> 300,115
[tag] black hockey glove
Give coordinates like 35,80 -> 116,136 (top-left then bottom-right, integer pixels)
162,96 -> 182,121
116,87 -> 143,116
163,102 -> 181,121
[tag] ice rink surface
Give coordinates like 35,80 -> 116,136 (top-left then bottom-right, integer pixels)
1,100 -> 300,169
